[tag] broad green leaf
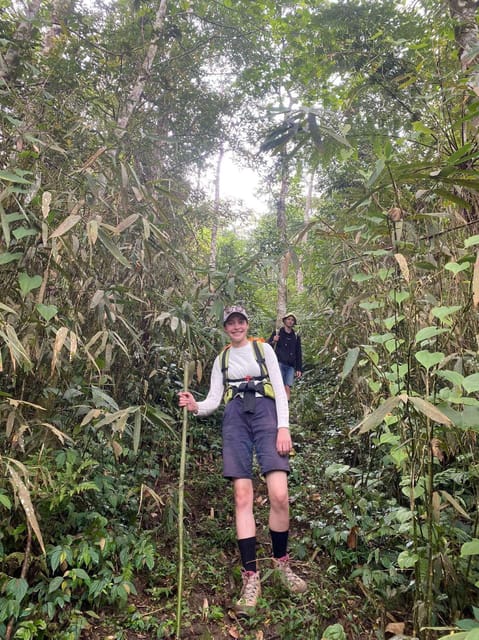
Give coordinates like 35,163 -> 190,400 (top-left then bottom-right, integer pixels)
388,290 -> 410,304
397,549 -> 418,569
0,493 -> 12,509
436,370 -> 465,387
385,338 -> 403,353
431,305 -> 462,322
18,273 -> 43,297
415,326 -> 448,343
359,301 -> 383,310
465,235 -> 479,248
369,332 -> 395,344
6,577 -> 29,601
461,539 -> 479,557
415,350 -> 444,370
321,623 -> 346,640
0,252 -> 22,264
36,303 -> 58,322
324,463 -> 351,478
445,261 -> 470,274
463,373 -> 479,394
383,314 -> 404,329
408,396 -> 452,425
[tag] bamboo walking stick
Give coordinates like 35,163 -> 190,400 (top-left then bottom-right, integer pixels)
176,360 -> 194,639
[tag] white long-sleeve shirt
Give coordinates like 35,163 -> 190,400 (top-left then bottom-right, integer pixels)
195,341 -> 289,429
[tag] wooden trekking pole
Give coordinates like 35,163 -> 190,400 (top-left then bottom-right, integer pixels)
176,360 -> 194,639
273,327 -> 279,351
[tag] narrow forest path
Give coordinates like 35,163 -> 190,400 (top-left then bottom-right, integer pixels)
82,369 -> 402,640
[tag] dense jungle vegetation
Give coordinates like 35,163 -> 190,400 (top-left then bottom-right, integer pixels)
2,0 -> 479,638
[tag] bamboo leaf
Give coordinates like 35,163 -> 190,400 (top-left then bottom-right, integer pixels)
340,347 -> 360,382
394,253 -> 410,282
408,396 -> 452,425
473,251 -> 479,308
7,465 -> 45,554
49,214 -> 81,238
350,395 -> 403,435
440,490 -> 471,520
115,214 -> 139,234
51,327 -> 69,375
133,409 -> 142,454
97,228 -> 131,267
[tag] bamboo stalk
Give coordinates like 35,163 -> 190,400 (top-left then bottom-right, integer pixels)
176,361 -> 192,639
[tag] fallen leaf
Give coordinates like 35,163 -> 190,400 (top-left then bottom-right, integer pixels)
385,621 -> 405,634
228,625 -> 240,638
347,525 -> 359,549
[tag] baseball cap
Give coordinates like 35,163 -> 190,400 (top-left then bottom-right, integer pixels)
223,305 -> 249,325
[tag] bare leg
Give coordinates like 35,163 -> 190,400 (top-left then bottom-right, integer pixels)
233,478 -> 255,539
265,470 -> 289,532
284,385 -> 291,400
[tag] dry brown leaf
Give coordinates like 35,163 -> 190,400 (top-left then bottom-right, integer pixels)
431,437 -> 444,462
473,250 -> 479,307
385,621 -> 405,634
388,207 -> 403,222
202,597 -> 209,621
7,465 -> 45,554
394,252 -> 410,282
347,525 -> 359,549
51,326 -> 68,376
228,625 -> 240,639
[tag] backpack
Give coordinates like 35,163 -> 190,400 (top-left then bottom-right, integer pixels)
220,338 -> 275,404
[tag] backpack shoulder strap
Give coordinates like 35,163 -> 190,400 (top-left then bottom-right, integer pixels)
251,339 -> 268,378
220,345 -> 231,386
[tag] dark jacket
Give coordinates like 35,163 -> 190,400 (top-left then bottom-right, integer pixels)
268,327 -> 302,371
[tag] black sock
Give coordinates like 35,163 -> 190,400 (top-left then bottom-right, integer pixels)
238,536 -> 257,572
270,529 -> 289,559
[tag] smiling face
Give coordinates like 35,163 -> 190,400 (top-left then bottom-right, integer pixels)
223,314 -> 249,346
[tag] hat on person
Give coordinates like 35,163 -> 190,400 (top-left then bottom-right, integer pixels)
282,312 -> 297,324
223,305 -> 249,325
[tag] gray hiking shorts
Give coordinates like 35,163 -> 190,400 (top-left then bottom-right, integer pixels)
222,396 -> 290,480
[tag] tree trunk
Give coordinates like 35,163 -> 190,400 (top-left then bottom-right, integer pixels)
276,152 -> 289,323
0,0 -> 42,81
116,0 -> 169,136
296,169 -> 314,292
209,146 -> 224,271
448,0 -> 479,95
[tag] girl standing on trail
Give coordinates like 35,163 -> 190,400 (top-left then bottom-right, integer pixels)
178,305 -> 307,616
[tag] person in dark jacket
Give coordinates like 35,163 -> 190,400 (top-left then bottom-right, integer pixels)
268,313 -> 302,400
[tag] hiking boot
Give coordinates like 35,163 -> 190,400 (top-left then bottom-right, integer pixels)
234,570 -> 261,616
273,554 -> 307,594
